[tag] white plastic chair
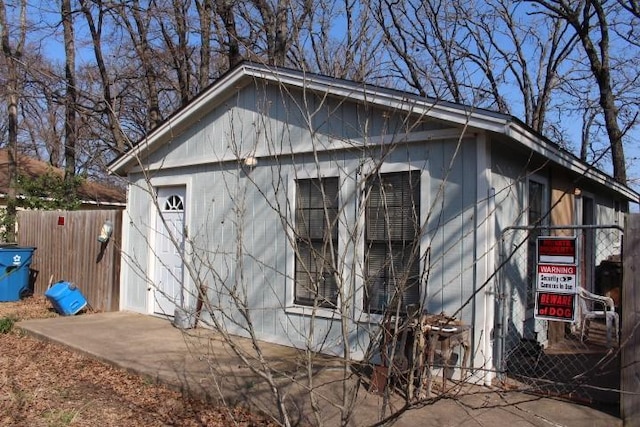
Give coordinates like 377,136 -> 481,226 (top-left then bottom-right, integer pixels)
578,287 -> 619,347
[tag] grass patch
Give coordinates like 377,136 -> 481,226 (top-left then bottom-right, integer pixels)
44,408 -> 80,427
0,316 -> 16,333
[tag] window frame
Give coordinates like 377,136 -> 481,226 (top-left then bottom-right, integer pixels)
363,170 -> 421,314
285,167 -> 344,319
526,174 -> 549,310
293,176 -> 340,308
355,161 -> 429,322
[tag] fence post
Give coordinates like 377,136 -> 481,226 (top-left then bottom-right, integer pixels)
622,214 -> 640,424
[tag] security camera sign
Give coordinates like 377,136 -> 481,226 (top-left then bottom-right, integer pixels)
537,264 -> 576,293
535,238 -> 579,322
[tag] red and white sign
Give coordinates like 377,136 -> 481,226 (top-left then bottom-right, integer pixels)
535,292 -> 576,321
537,236 -> 576,264
536,264 -> 577,294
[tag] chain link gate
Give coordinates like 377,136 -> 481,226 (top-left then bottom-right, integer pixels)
495,225 -> 622,405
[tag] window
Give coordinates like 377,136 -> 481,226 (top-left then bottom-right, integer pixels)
294,177 -> 339,307
364,171 -> 421,314
163,194 -> 184,212
527,178 -> 548,308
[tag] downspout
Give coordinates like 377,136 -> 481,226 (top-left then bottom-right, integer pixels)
494,230 -> 506,382
484,187 -> 496,386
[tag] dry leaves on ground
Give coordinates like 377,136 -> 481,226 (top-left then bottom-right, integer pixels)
0,296 -> 275,426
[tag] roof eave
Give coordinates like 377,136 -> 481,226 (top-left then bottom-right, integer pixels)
108,62 -> 639,203
504,121 -> 639,202
108,64 -> 255,176
108,62 -> 511,175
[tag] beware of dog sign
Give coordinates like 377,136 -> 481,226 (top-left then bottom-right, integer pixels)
535,292 -> 576,321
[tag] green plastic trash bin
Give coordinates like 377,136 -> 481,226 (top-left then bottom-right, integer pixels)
0,245 -> 36,302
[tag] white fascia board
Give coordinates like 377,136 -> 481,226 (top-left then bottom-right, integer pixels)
505,122 -> 639,202
108,65 -> 253,175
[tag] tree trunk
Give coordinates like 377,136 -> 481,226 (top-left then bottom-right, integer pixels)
159,0 -> 192,106
79,0 -> 128,151
116,0 -> 162,130
215,0 -> 243,69
530,0 -> 628,183
196,0 -> 213,90
62,0 -> 77,193
0,0 -> 26,242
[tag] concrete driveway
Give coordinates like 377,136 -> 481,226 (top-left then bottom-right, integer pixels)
18,312 -> 622,426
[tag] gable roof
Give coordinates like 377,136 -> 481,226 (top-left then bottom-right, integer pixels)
0,149 -> 125,206
108,61 -> 639,203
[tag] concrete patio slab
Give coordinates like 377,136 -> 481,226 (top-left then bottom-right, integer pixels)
18,312 -> 622,426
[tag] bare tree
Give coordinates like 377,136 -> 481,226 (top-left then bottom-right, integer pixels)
460,0 -> 578,132
374,0 -> 579,134
376,0 -> 482,100
250,0 -> 299,66
9,53 -> 64,165
527,0 -> 629,183
110,0 -> 164,130
61,0 -> 78,190
79,0 -> 128,151
157,0 -> 194,106
290,0 -> 385,82
212,0 -> 244,69
0,0 -> 27,241
208,0 -> 316,71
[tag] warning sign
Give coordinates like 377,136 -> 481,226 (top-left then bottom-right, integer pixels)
535,292 -> 576,322
537,237 -> 576,264
537,264 -> 577,293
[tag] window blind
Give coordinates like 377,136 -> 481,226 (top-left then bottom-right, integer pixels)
364,171 -> 420,313
294,177 -> 339,307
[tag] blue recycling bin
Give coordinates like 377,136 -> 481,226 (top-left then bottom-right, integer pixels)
0,245 -> 36,302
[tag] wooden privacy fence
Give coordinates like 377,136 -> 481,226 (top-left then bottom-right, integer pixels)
17,209 -> 122,312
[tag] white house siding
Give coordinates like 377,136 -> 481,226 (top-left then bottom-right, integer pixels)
424,137 -> 478,325
121,82 -> 493,361
121,173 -> 156,312
490,145 -> 533,345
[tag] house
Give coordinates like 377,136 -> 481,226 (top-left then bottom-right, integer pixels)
109,62 -> 638,385
0,149 -> 125,209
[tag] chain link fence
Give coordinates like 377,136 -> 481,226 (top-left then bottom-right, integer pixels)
495,225 -> 622,405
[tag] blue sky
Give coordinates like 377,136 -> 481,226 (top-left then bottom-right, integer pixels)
14,1 -> 640,203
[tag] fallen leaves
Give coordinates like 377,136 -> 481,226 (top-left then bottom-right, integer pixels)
0,296 -> 275,426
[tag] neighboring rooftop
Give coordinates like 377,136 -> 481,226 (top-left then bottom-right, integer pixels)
0,149 -> 125,206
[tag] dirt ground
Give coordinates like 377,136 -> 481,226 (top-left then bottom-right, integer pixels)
0,296 -> 275,426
